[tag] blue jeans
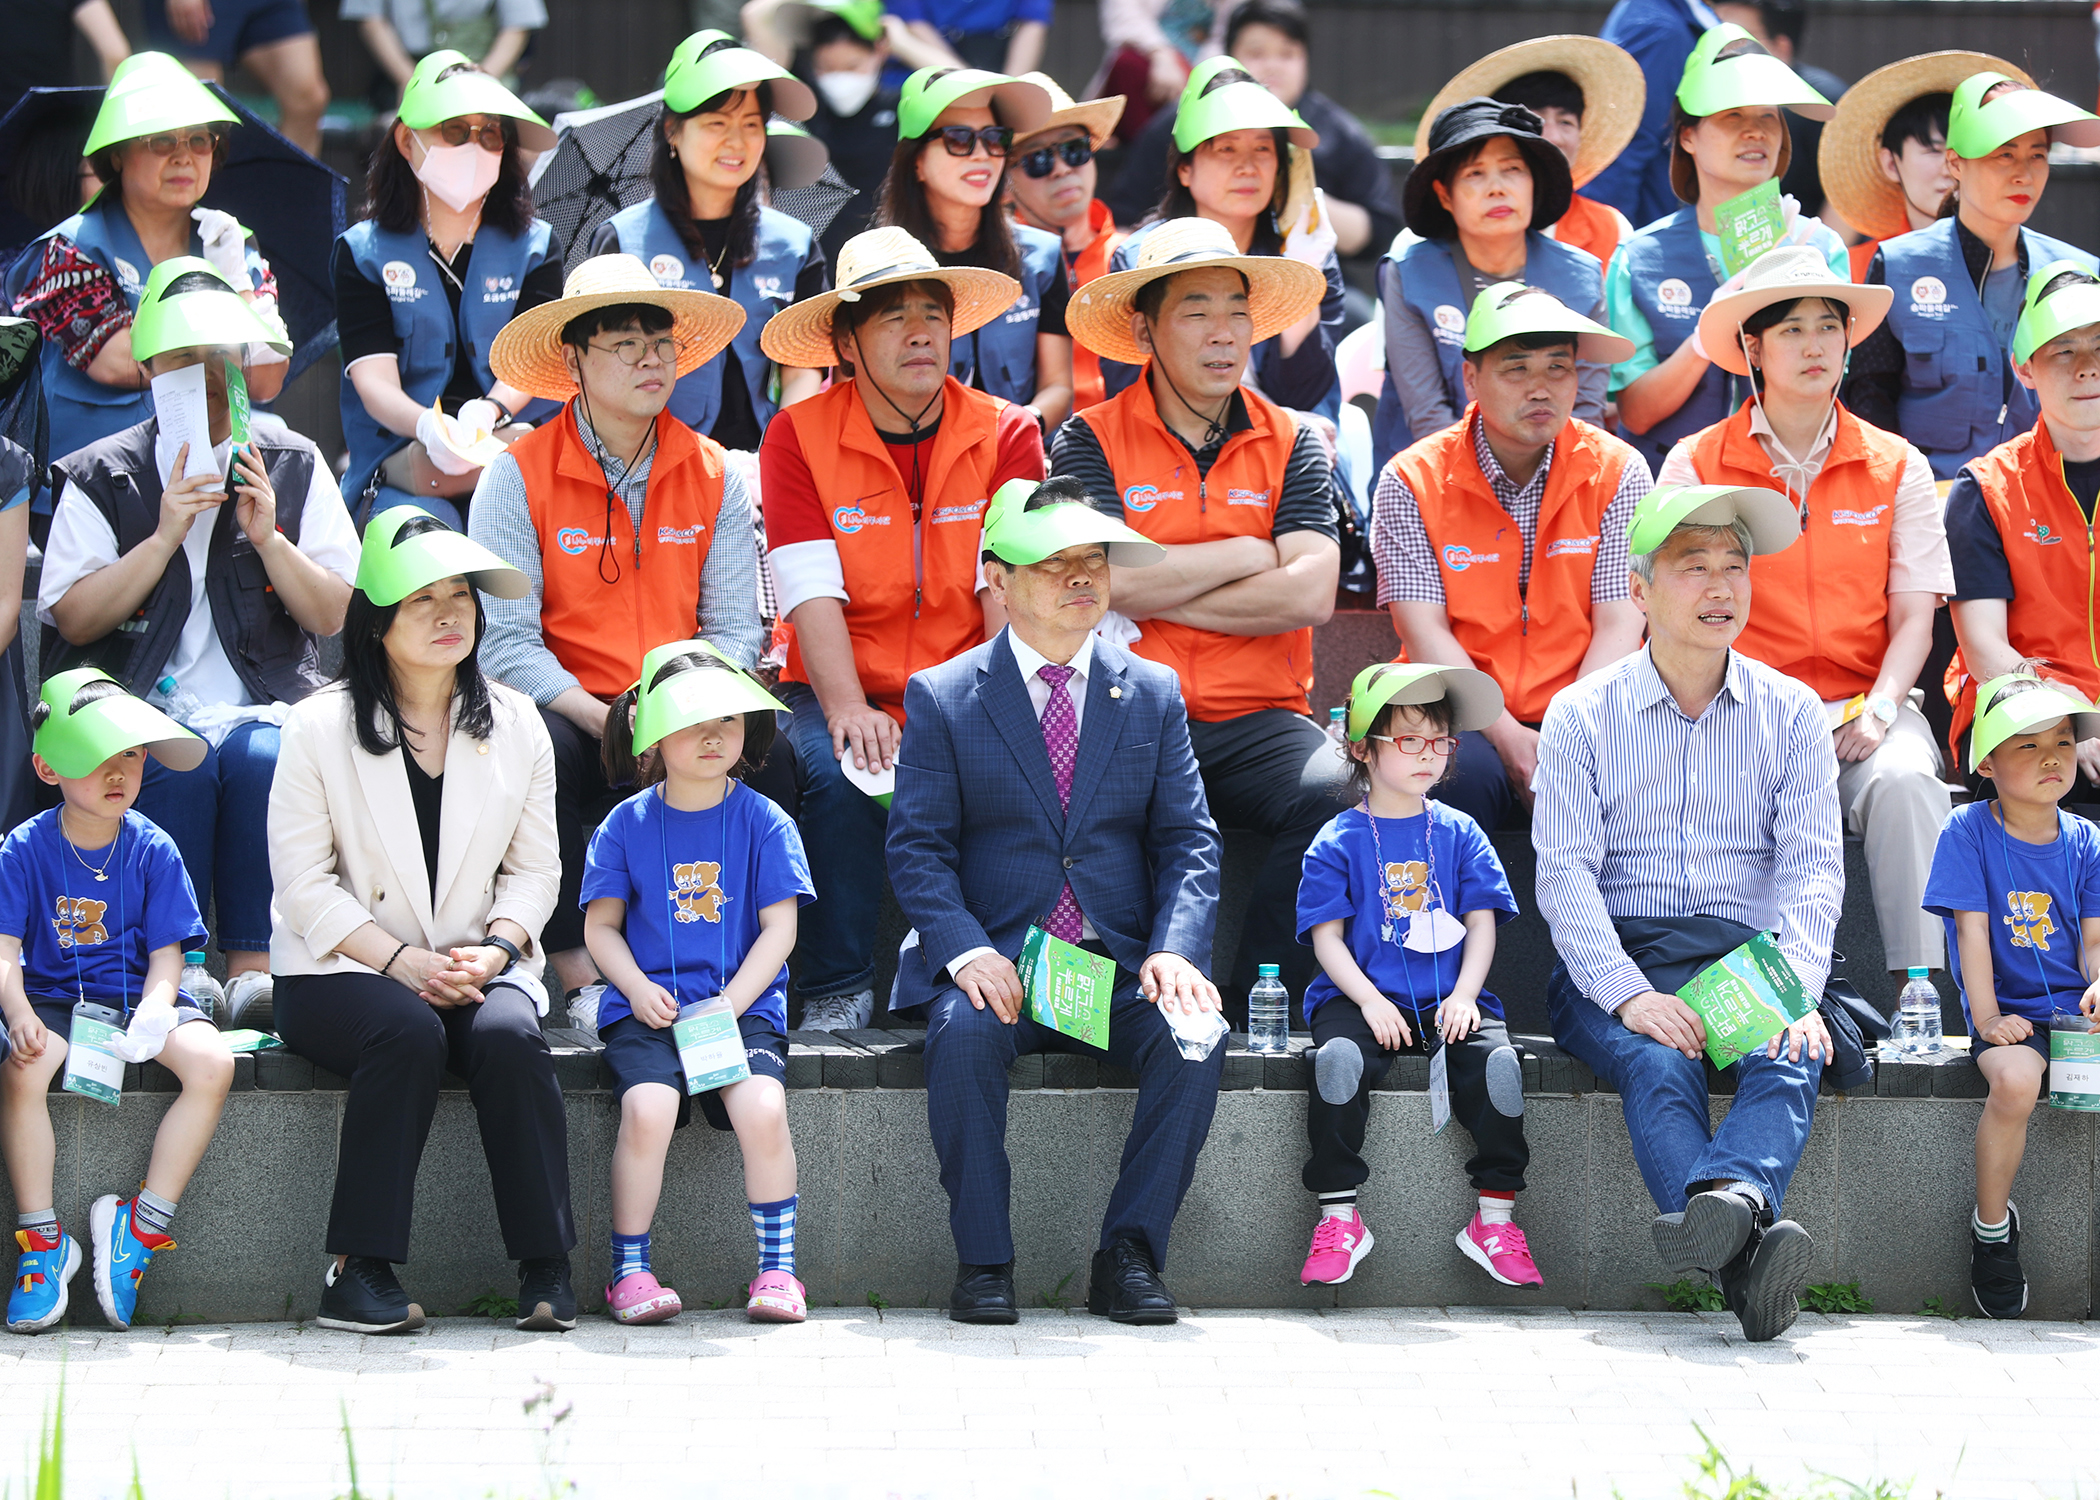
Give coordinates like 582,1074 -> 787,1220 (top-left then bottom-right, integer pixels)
1547,961 -> 1820,1216
366,483 -> 462,533
778,681 -> 889,1001
135,718 -> 280,953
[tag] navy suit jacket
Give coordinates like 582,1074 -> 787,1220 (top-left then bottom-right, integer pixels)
885,628 -> 1221,1016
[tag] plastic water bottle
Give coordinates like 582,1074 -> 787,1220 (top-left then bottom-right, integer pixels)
1325,707 -> 1347,744
1247,963 -> 1290,1054
156,675 -> 204,726
1899,966 -> 1944,1061
180,952 -> 223,1026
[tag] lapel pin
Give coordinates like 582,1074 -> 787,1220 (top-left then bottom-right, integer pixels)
1108,686 -> 1122,699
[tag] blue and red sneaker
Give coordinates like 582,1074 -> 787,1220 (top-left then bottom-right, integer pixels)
90,1195 -> 171,1331
7,1225 -> 81,1334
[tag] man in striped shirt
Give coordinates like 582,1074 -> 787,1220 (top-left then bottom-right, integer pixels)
1533,482 -> 1843,1342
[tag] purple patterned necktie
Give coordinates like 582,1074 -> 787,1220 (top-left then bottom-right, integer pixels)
1037,663 -> 1085,942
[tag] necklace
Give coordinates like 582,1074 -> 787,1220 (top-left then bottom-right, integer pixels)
64,818 -> 118,882
705,235 -> 731,291
1362,800 -> 1439,945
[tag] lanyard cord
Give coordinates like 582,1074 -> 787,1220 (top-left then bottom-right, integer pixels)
576,387 -> 659,588
1991,799 -> 2084,1000
1144,316 -> 1232,449
60,813 -> 125,1014
658,783 -> 731,1005
1361,801 -> 1443,1016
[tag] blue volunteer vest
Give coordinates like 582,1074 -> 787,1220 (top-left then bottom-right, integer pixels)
949,221 -> 1059,404
1370,231 -> 1604,470
335,216 -> 555,509
5,199 -> 262,466
1879,217 -> 2096,481
600,199 -> 815,442
1618,208 -> 1731,477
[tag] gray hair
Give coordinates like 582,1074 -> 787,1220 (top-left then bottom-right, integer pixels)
1630,518 -> 1755,583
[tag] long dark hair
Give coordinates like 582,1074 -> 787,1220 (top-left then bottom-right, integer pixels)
1151,126 -> 1291,248
876,134 -> 1021,278
365,94 -> 535,235
600,648 -> 776,788
648,83 -> 771,268
338,562 -> 497,757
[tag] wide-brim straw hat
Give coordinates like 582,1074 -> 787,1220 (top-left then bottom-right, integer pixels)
1413,36 -> 1644,190
1011,71 -> 1125,151
758,225 -> 1019,369
1066,215 -> 1327,366
1820,52 -> 2030,240
1695,244 -> 1893,375
490,252 -> 745,400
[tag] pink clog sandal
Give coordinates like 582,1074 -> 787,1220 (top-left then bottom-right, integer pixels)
745,1269 -> 806,1323
606,1270 -> 682,1324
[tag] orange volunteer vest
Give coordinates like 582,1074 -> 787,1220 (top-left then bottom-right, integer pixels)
1070,200 -> 1128,413
1077,373 -> 1308,720
774,376 -> 1008,721
1688,401 -> 1911,701
1548,194 -> 1630,270
1947,417 -> 2100,749
514,405 -> 725,701
1389,409 -> 1633,723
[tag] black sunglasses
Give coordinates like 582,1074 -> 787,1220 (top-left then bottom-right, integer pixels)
935,124 -> 1013,158
1019,138 -> 1093,178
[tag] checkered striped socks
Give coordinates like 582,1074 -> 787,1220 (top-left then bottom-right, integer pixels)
750,1196 -> 797,1274
612,1231 -> 651,1282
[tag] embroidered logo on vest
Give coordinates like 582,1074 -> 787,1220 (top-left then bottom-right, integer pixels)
1544,535 -> 1598,559
1432,304 -> 1465,343
656,523 -> 703,545
649,253 -> 686,285
556,527 -> 603,555
930,501 -> 985,525
1442,545 -> 1502,572
381,259 -> 418,294
833,505 -> 893,534
2025,522 -> 2067,547
1830,505 -> 1889,528
1225,488 -> 1272,506
1124,483 -> 1178,512
1657,278 -> 1694,312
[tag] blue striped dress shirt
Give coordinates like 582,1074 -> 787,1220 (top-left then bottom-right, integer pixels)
1532,645 -> 1844,1013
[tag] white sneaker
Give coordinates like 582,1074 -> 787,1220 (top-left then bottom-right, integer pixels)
566,983 -> 606,1035
224,970 -> 275,1032
799,989 -> 873,1032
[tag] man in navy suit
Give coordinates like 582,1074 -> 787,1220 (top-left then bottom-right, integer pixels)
887,475 -> 1225,1326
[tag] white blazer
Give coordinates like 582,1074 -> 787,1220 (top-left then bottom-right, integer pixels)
268,680 -> 560,979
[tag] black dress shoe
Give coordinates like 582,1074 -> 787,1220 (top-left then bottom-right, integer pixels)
949,1260 -> 1018,1324
317,1256 -> 425,1335
517,1254 -> 577,1332
1087,1240 -> 1177,1325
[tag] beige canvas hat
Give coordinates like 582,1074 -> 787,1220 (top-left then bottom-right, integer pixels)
1413,36 -> 1645,190
1694,244 -> 1892,376
757,226 -> 1020,369
1065,216 -> 1327,365
1819,51 -> 2030,240
489,253 -> 745,400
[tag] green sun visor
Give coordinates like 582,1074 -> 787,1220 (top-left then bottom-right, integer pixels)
34,668 -> 204,777
1970,674 -> 2100,771
355,506 -> 529,607
981,478 -> 1166,568
1464,280 -> 1635,363
1947,71 -> 2100,158
630,640 -> 788,755
1625,482 -> 1800,557
1344,662 -> 1505,741
1675,24 -> 1833,122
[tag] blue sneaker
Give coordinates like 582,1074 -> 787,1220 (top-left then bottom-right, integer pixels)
90,1195 -> 169,1331
7,1226 -> 81,1334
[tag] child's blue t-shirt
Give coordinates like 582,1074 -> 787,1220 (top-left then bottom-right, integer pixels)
1296,802 -> 1518,1022
0,809 -> 206,1013
1924,800 -> 2100,1027
580,781 -> 815,1031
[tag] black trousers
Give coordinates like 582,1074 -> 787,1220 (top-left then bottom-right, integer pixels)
539,704 -> 800,956
1302,1000 -> 1530,1195
1186,708 -> 1355,1023
277,972 -> 576,1264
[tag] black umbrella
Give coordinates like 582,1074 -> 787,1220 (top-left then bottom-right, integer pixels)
769,161 -> 858,243
0,83 -> 346,384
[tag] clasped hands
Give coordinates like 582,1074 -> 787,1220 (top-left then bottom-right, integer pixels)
398,944 -> 510,1008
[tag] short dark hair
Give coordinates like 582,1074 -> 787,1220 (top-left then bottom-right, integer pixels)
808,14 -> 876,51
560,302 -> 674,351
1342,673 -> 1457,801
1882,91 -> 1951,156
1495,70 -> 1585,119
1462,329 -> 1575,367
1224,0 -> 1310,52
981,476 -> 1096,568
1132,264 -> 1250,322
1741,294 -> 1847,340
829,278 -> 955,373
600,648 -> 776,788
29,676 -> 129,734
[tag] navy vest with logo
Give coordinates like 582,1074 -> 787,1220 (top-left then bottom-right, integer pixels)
599,199 -> 816,442
336,217 -> 555,510
1618,208 -> 1732,477
1879,217 -> 2096,480
949,221 -> 1059,405
1371,231 -> 1604,470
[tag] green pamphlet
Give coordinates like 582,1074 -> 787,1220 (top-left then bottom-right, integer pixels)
219,1028 -> 282,1053
1677,932 -> 1815,1069
1016,924 -> 1114,1050
1714,179 -> 1785,278
224,354 -> 250,456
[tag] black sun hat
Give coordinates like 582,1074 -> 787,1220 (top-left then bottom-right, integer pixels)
1403,97 -> 1573,242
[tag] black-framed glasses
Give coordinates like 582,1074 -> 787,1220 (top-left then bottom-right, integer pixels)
1369,733 -> 1460,756
1019,138 -> 1093,178
935,124 -> 1012,158
435,117 -> 508,152
136,129 -> 222,158
589,335 -> 679,365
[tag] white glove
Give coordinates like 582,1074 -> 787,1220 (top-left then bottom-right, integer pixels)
109,1003 -> 180,1064
416,407 -> 478,475
1281,188 -> 1338,271
245,295 -> 290,368
191,206 -> 252,290
455,398 -> 504,436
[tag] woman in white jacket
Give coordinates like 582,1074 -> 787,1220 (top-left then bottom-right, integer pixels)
267,505 -> 571,1338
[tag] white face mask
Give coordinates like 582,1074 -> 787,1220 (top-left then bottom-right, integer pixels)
816,70 -> 879,118
413,136 -> 503,213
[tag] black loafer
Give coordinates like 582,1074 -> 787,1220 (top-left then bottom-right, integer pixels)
317,1256 -> 425,1335
1087,1240 -> 1177,1325
517,1254 -> 577,1332
1652,1189 -> 1760,1276
949,1260 -> 1018,1324
1721,1219 -> 1812,1342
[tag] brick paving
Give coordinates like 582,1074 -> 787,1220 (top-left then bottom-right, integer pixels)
3,1308 -> 2096,1498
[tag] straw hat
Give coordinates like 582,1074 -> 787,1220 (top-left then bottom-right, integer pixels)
490,253 -> 746,400
1065,216 -> 1328,365
1694,244 -> 1893,376
758,225 -> 1020,369
1820,52 -> 2029,241
1011,72 -> 1126,151
1412,36 -> 1644,190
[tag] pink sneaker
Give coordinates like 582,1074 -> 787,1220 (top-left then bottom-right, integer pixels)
606,1270 -> 682,1324
1457,1213 -> 1543,1287
1299,1209 -> 1375,1284
745,1269 -> 807,1323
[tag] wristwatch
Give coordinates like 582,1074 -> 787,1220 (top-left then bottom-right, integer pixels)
1865,694 -> 1900,727
482,934 -> 524,975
